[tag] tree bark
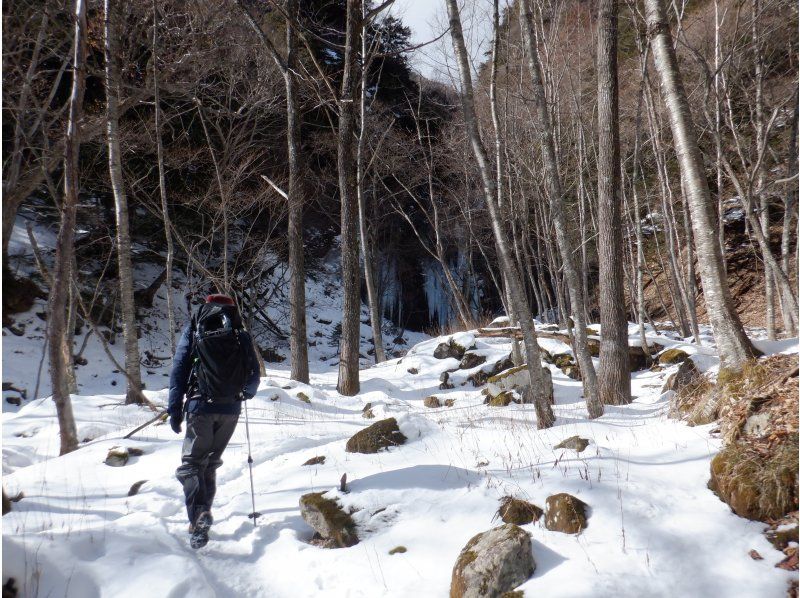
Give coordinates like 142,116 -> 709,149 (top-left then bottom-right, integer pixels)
336,0 -> 361,396
357,0 -> 386,363
446,0 -> 556,428
105,0 -> 145,405
235,0 -> 310,382
285,0 -> 310,382
48,0 -> 85,455
596,0 -> 631,405
518,0 -> 601,417
152,0 -> 176,356
644,0 -> 757,371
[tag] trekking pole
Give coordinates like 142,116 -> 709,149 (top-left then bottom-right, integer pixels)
243,400 -> 261,527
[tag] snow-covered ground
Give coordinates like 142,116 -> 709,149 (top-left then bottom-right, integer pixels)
3,319 -> 797,597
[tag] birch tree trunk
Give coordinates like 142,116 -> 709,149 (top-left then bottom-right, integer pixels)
644,0 -> 757,370
48,0 -> 84,455
518,0 -> 601,415
446,0 -> 557,428
105,0 -> 145,405
337,0 -> 361,396
596,0 -> 631,405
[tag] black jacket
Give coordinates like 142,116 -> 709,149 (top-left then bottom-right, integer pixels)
167,323 -> 260,418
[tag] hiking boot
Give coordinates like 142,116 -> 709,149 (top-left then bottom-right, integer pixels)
190,511 -> 213,549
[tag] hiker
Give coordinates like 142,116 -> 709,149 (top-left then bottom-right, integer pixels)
168,293 -> 260,549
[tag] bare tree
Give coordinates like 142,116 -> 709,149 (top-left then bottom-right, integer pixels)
596,0 -> 630,405
644,0 -> 757,370
152,0 -> 176,355
517,0 -> 601,416
236,0 -> 310,382
446,0 -> 557,428
48,0 -> 85,455
105,0 -> 146,405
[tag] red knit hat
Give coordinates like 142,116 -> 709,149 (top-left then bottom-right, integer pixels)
206,294 -> 235,305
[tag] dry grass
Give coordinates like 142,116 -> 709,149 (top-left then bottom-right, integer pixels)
706,354 -> 799,521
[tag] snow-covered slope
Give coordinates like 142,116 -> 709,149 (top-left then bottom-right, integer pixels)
3,324 -> 797,597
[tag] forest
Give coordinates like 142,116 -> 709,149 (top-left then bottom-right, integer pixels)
2,0 -> 798,596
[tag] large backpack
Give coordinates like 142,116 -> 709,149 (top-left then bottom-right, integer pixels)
190,302 -> 250,403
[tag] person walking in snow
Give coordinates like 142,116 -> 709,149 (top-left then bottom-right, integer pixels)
168,293 -> 260,549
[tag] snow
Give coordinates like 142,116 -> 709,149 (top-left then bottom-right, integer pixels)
3,316 -> 798,597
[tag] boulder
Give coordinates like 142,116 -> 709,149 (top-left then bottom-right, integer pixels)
362,403 -> 375,419
424,396 -> 442,408
444,398 -> 456,408
407,367 -> 419,375
299,492 -> 358,548
467,356 -> 514,387
450,524 -> 535,598
434,337 -> 472,360
658,348 -> 689,365
297,392 -> 311,403
497,496 -> 543,525
2,490 -> 10,516
554,436 -> 590,453
487,365 -> 553,405
663,359 -> 702,394
544,493 -> 588,534
104,447 -> 129,467
303,456 -> 326,466
389,546 -> 407,555
346,418 -> 407,454
460,353 -> 487,370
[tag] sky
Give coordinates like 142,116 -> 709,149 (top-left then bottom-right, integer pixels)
387,0 -> 493,83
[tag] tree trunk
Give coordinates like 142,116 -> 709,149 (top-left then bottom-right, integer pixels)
48,0 -> 85,455
446,0 -> 556,428
781,95 -> 798,334
357,0 -> 385,364
644,0 -> 757,371
152,0 -> 176,356
518,0 -> 601,417
336,0 -> 361,396
596,0 -> 631,405
285,0 -> 310,382
105,0 -> 145,405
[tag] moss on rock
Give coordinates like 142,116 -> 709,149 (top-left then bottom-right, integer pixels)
299,491 -> 358,548
708,433 -> 798,521
488,392 -> 516,407
346,418 -> 407,453
659,348 -> 690,365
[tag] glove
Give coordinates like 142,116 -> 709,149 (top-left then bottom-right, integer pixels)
240,392 -> 254,401
169,414 -> 183,434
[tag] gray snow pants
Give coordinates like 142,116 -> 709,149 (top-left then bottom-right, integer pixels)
175,412 -> 239,524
